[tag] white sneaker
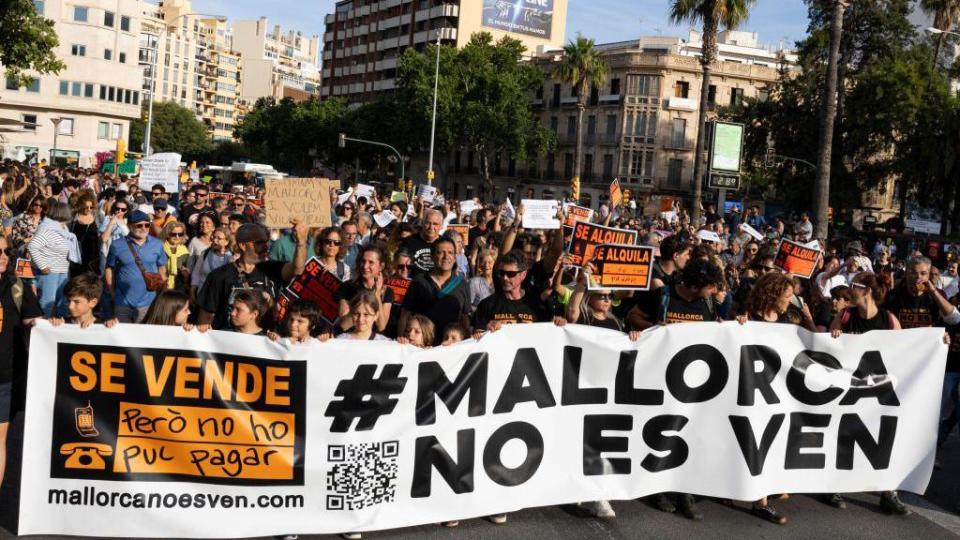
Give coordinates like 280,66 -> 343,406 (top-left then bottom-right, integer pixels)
583,500 -> 616,519
280,536 -> 298,540
488,513 -> 508,524
341,534 -> 362,540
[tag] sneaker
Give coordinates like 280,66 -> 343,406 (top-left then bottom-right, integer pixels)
341,534 -> 362,540
751,504 -> 788,525
441,521 -> 459,528
649,493 -> 676,513
677,494 -> 703,521
582,500 -> 616,519
880,491 -> 911,516
488,514 -> 508,524
279,536 -> 298,540
826,493 -> 847,509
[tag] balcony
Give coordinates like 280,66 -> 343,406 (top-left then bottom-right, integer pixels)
559,96 -> 579,107
666,97 -> 698,111
663,138 -> 695,152
598,94 -> 622,105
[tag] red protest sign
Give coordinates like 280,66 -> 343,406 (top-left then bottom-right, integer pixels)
562,203 -> 594,227
773,238 -> 821,279
566,222 -> 638,267
385,276 -> 411,305
610,179 -> 623,208
286,257 -> 342,324
274,290 -> 293,323
589,244 -> 655,291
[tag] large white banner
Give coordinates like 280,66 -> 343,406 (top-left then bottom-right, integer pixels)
19,322 -> 946,537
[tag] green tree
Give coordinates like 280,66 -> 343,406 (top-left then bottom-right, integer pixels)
130,101 -> 212,158
554,36 -> 608,203
0,0 -> 64,87
669,0 -> 755,224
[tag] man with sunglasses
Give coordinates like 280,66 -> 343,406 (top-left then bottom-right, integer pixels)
196,221 -> 310,331
105,210 -> 168,323
472,250 -> 552,337
181,185 -> 211,237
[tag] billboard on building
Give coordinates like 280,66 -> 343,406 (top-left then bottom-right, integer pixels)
482,0 -> 554,39
710,121 -> 745,173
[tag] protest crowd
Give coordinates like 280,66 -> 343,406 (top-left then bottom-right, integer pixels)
1,160 -> 959,539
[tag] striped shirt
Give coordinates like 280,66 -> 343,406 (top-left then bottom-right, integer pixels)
27,227 -> 71,274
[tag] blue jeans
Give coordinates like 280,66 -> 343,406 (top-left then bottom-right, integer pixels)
35,271 -> 68,317
938,372 -> 960,447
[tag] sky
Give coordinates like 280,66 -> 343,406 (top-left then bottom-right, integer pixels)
193,0 -> 814,52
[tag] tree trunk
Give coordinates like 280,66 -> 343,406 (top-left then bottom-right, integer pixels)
690,17 -> 718,225
935,33 -> 945,70
813,0 -> 846,241
481,149 -> 492,196
572,92 -> 586,203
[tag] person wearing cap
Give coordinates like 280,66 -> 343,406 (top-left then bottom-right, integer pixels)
150,198 -> 176,238
105,209 -> 168,323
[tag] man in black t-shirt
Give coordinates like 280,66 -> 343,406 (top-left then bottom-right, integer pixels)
179,185 -> 212,237
402,237 -> 470,344
401,209 -> 443,275
197,222 -> 309,330
621,236 -> 692,326
473,250 -> 551,334
884,256 -> 960,329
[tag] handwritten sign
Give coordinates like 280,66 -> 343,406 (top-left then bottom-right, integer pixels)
138,152 -> 181,193
566,222 -> 638,267
264,178 -> 332,229
562,203 -> 594,227
773,238 -> 821,279
286,257 -> 342,324
588,244 -> 655,291
384,276 -> 411,305
521,199 -> 560,230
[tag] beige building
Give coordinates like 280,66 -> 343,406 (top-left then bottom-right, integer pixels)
233,17 -> 321,102
199,17 -> 242,141
322,0 -> 568,102
0,0 -> 143,166
445,31 -> 797,208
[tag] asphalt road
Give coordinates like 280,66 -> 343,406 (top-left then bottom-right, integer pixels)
2,405 -> 960,540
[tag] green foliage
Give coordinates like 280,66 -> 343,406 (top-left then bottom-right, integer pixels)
0,0 -> 64,87
555,36 -> 609,103
129,101 -> 212,158
669,0 -> 756,64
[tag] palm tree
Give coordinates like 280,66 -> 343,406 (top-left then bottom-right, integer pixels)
669,0 -> 754,224
921,0 -> 960,66
555,36 -> 608,202
813,0 -> 847,241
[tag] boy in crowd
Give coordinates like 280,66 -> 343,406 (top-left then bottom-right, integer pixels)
51,273 -> 117,328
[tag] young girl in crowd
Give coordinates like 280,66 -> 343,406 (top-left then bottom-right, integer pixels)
441,323 -> 467,346
143,290 -> 192,329
270,299 -> 327,344
397,314 -> 434,348
229,289 -> 271,336
190,226 -> 233,301
336,291 -> 387,341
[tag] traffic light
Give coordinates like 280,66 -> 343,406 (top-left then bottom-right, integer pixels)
338,133 -> 346,148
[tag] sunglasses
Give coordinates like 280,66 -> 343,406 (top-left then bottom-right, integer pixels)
1,248 -> 13,257
31,202 -> 43,208
498,269 -> 522,278
83,205 -> 94,210
133,223 -> 151,229
169,232 -> 185,237
232,203 -> 245,207
197,192 -> 209,197
152,192 -> 163,197
323,239 -> 342,246
396,264 -> 411,270
593,294 -> 612,301
113,207 -> 127,213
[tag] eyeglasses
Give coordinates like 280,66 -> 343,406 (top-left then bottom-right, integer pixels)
31,202 -> 43,208
113,207 -> 127,213
498,269 -> 522,279
196,192 -> 209,197
133,223 -> 151,229
396,264 -> 411,270
1,248 -> 13,257
232,203 -> 245,208
169,232 -> 185,237
593,294 -> 612,301
323,239 -> 342,246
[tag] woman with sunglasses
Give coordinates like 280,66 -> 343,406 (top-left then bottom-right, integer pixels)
567,267 -> 641,338
9,195 -> 45,255
98,197 -> 130,272
68,189 -> 100,277
160,221 -> 191,292
337,202 -> 356,226
187,212 -> 217,272
314,226 -> 351,281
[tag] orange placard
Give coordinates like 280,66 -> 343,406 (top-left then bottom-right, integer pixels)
566,222 -> 638,267
15,258 -> 34,278
773,238 -> 821,279
589,244 -> 654,291
562,203 -> 594,227
446,224 -> 469,246
610,179 -> 623,208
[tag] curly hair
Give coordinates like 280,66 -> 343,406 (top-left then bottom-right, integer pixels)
745,272 -> 796,319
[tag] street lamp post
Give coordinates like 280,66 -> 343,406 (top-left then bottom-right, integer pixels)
50,117 -> 63,166
143,12 -> 225,156
427,31 -> 442,186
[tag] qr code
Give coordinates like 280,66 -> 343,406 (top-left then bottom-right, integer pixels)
326,441 -> 399,511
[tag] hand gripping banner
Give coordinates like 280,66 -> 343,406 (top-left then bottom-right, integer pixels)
19,322 -> 946,537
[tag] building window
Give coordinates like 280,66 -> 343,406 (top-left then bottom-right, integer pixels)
71,44 -> 86,56
547,153 -> 556,178
73,6 -> 87,22
626,75 -> 659,97
610,78 -> 620,96
71,81 -> 81,96
587,115 -> 596,136
120,16 -> 131,32
97,121 -> 108,139
84,83 -> 93,97
671,118 -> 686,148
550,116 -> 558,133
730,87 -> 745,106
119,52 -> 126,63
26,79 -> 39,92
583,154 -> 593,180
32,0 -> 44,14
59,81 -> 68,95
99,85 -> 106,99
564,153 -> 574,179
111,123 -> 122,139
58,118 -> 75,135
133,91 -> 139,105
708,85 -> 717,105
103,10 -> 114,27
108,87 -> 115,101
674,81 -> 689,99
566,116 -> 576,137
104,48 -> 112,60
603,154 -> 614,179
5,78 -> 18,90
667,158 -> 683,186
22,114 -> 37,131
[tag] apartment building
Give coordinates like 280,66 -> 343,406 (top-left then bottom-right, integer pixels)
199,17 -> 242,141
233,17 -> 321,102
445,31 -> 796,208
0,0 -> 143,166
322,0 -> 568,102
